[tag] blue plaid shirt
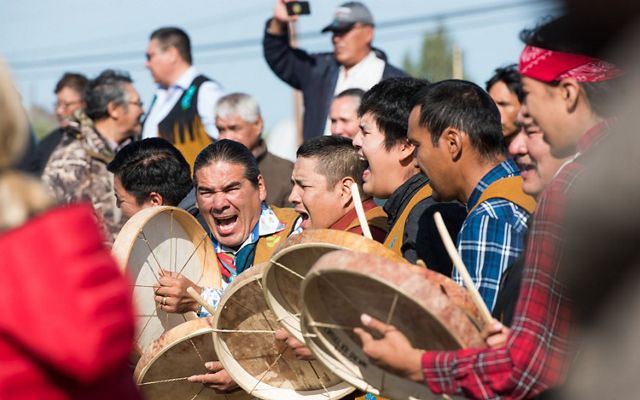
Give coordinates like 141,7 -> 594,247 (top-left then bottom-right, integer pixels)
453,159 -> 530,311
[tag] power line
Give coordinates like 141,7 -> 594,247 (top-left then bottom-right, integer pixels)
9,0 -> 554,71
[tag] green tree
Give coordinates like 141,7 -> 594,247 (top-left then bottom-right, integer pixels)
403,23 -> 460,82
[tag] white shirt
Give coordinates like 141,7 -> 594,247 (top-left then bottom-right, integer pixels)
141,66 -> 224,139
324,51 -> 386,135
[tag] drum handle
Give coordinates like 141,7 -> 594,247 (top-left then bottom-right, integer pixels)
351,182 -> 373,240
434,211 -> 493,326
186,286 -> 216,315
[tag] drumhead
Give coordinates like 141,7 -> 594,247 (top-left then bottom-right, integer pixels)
262,229 -> 408,343
214,263 -> 355,400
301,250 -> 484,400
112,206 -> 221,355
134,318 -> 252,400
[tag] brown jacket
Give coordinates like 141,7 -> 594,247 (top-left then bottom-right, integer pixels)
255,140 -> 293,208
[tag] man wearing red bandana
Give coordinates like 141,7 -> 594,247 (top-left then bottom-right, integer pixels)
351,17 -> 623,399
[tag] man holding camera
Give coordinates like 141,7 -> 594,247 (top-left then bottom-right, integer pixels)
263,0 -> 405,141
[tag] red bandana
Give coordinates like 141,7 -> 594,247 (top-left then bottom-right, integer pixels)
519,45 -> 623,83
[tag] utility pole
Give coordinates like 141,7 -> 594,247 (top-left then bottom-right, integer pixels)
452,46 -> 464,79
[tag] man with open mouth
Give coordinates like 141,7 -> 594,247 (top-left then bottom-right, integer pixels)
152,139 -> 299,392
289,135 -> 387,241
352,77 -> 466,276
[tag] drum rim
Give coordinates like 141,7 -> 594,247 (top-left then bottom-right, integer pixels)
300,250 -> 484,400
112,205 -> 222,355
134,317 -> 216,383
213,263 -> 355,400
262,229 -> 408,343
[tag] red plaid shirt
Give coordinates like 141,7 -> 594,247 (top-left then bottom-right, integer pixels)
421,121 -> 612,399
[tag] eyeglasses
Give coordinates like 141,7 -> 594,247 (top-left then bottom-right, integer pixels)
128,100 -> 144,108
54,100 -> 81,111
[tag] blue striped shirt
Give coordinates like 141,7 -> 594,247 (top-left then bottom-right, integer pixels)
453,159 -> 530,311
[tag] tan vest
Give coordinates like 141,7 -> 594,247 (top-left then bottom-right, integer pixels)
344,205 -> 388,233
469,176 -> 537,215
383,184 -> 434,256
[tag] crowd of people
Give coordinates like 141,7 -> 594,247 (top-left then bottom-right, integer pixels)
2,0 -> 639,398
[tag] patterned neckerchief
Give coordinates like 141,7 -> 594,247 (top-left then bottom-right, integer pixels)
210,203 -> 286,282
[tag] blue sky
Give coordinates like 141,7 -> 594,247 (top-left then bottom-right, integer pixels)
1,0 -> 558,134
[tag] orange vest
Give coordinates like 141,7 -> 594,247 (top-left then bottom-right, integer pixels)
469,176 -> 537,215
383,184 -> 434,256
344,205 -> 388,234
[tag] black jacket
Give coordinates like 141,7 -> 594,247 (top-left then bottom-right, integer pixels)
263,20 -> 406,141
384,174 -> 466,276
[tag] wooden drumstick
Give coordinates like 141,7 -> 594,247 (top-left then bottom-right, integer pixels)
433,211 -> 493,325
350,182 -> 373,240
186,286 -> 216,316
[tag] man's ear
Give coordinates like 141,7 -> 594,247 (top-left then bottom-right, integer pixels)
166,46 -> 180,64
442,128 -> 463,161
107,101 -> 120,120
257,175 -> 268,202
559,77 -> 581,113
255,115 -> 264,135
398,139 -> 416,164
363,25 -> 374,46
339,176 -> 355,208
147,192 -> 164,206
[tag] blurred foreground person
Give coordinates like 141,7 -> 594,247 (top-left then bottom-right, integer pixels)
0,61 -> 139,399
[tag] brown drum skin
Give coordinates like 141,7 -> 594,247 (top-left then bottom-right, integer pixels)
263,229 -> 409,342
112,206 -> 221,357
213,262 -> 355,400
301,250 -> 485,400
134,317 -> 252,400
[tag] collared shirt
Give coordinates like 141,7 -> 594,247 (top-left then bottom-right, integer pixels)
141,66 -> 224,139
421,121 -> 612,399
323,51 -> 385,135
199,203 -> 286,315
454,159 -> 530,311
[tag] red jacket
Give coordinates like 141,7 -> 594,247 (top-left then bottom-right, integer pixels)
0,204 -> 139,400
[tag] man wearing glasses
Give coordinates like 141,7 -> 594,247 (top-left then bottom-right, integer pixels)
142,27 -> 224,168
23,73 -> 88,175
263,1 -> 405,141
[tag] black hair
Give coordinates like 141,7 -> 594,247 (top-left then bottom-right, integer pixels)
296,135 -> 364,188
54,72 -> 88,95
520,17 -> 621,118
485,64 -> 524,103
84,69 -> 133,121
107,138 -> 192,206
193,139 -> 260,188
411,79 -> 504,160
150,27 -> 193,64
358,77 -> 429,150
335,88 -> 365,100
